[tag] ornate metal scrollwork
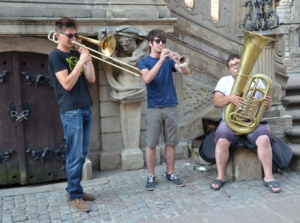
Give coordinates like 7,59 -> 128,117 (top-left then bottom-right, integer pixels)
0,150 -> 15,163
0,70 -> 8,84
26,139 -> 66,169
240,0 -> 280,31
21,71 -> 52,87
8,102 -> 31,122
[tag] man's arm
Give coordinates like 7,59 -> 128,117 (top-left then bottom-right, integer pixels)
56,50 -> 93,91
141,60 -> 164,84
174,63 -> 190,76
83,61 -> 96,83
213,91 -> 244,108
141,49 -> 169,84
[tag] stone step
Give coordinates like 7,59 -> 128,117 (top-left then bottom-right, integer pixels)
286,74 -> 300,96
285,109 -> 300,120
286,87 -> 300,97
285,126 -> 300,144
282,95 -> 300,110
289,143 -> 300,171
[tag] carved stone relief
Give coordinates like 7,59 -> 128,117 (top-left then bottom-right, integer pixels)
182,77 -> 214,115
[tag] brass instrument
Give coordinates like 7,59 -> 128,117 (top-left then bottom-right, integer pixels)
47,30 -> 142,77
224,30 -> 274,135
159,47 -> 189,67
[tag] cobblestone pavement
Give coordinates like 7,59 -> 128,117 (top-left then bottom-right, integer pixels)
1,159 -> 300,223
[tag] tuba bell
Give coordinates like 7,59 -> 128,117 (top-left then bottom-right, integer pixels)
224,30 -> 274,135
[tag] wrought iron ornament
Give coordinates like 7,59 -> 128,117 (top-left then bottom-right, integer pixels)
21,72 -> 52,87
0,150 -> 15,163
0,70 -> 8,84
26,139 -> 66,170
240,0 -> 280,31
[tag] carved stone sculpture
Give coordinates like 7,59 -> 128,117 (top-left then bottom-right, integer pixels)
99,25 -> 148,103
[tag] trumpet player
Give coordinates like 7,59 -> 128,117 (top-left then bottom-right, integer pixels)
211,54 -> 281,193
138,29 -> 190,191
48,17 -> 96,212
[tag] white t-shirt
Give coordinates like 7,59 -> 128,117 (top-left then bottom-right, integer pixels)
214,75 -> 265,119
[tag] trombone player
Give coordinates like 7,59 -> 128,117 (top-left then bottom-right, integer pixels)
138,29 -> 190,191
48,17 -> 96,212
211,54 -> 281,193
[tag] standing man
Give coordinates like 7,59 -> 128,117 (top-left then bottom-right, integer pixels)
48,17 -> 96,212
138,29 -> 190,191
211,54 -> 281,193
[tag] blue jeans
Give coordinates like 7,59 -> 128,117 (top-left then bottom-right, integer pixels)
60,106 -> 92,201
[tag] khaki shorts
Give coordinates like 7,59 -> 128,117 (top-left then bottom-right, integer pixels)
146,106 -> 178,148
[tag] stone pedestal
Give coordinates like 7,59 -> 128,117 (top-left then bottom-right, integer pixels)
121,148 -> 144,170
120,103 -> 144,170
226,148 -> 263,181
82,158 -> 93,181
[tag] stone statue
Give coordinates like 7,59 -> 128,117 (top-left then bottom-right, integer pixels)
98,25 -> 148,103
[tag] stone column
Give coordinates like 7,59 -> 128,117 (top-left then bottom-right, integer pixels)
120,102 -> 144,170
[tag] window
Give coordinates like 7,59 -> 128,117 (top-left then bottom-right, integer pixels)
211,0 -> 219,23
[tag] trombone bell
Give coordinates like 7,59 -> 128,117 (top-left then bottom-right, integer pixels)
78,35 -> 116,57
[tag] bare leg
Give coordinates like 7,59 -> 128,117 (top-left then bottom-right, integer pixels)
256,135 -> 280,192
165,145 -> 175,174
211,138 -> 230,189
146,146 -> 156,176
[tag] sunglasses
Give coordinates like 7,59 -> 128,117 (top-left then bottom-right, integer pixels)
59,32 -> 78,39
153,39 -> 167,44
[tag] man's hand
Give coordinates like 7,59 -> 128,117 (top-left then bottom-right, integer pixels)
78,47 -> 92,65
230,92 -> 244,107
263,96 -> 272,110
159,48 -> 171,63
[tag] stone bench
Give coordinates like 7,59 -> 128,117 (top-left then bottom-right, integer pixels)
191,117 -> 262,181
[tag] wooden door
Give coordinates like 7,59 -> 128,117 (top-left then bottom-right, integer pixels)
0,52 -> 66,185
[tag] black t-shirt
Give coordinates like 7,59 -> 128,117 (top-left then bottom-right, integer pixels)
48,48 -> 93,114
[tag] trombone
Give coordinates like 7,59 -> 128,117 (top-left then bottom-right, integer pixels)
47,30 -> 142,77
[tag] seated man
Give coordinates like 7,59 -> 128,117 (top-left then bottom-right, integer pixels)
211,54 -> 281,193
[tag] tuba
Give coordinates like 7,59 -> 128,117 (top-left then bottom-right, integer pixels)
224,30 -> 274,135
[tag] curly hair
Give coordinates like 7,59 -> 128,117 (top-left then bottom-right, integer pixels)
147,29 -> 166,42
55,17 -> 78,32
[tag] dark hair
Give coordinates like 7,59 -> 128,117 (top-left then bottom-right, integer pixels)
226,54 -> 240,68
147,29 -> 166,42
55,17 -> 78,32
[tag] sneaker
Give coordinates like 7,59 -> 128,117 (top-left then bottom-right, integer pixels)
69,198 -> 90,212
66,192 -> 96,201
166,173 -> 185,187
145,176 -> 156,191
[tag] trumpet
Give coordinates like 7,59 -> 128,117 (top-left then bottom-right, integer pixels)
159,47 -> 189,67
47,30 -> 142,77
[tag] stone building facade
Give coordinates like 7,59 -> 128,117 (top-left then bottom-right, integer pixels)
0,1 -> 297,181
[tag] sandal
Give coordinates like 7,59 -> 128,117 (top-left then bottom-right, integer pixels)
210,179 -> 225,190
263,180 -> 281,193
